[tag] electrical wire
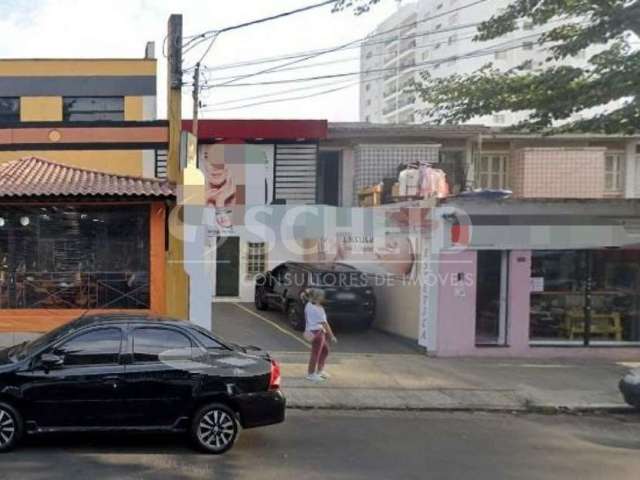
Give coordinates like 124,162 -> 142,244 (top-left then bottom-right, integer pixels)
204,77 -> 360,107
202,80 -> 361,112
200,30 -> 549,89
182,0 -> 339,56
203,32 -> 480,83
200,33 -> 556,111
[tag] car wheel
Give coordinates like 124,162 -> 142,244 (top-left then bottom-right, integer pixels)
288,302 -> 305,331
191,403 -> 239,455
0,402 -> 23,453
255,288 -> 268,311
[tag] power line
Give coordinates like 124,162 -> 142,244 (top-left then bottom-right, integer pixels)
202,81 -> 361,112
183,0 -> 339,59
189,0 -> 489,74
204,78 -> 359,107
203,32 -> 480,83
201,30 -> 547,89
201,33 -> 554,111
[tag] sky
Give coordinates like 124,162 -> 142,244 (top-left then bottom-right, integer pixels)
0,0 -> 402,121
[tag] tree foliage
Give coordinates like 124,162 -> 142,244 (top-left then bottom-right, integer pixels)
414,0 -> 640,133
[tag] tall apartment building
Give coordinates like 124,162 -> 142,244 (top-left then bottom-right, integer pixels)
360,0 -> 591,126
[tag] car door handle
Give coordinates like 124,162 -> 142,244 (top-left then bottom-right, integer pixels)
103,375 -> 122,383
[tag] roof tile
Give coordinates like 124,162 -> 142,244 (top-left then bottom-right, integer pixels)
0,157 -> 175,198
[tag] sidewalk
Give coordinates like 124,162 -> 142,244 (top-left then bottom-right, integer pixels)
276,351 -> 639,412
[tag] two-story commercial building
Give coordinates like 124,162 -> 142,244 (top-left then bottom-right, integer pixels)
0,44 -> 173,338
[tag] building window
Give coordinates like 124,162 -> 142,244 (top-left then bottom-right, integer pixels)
605,153 -> 624,192
530,250 -> 640,345
493,114 -> 506,124
448,34 -> 458,45
365,83 -> 371,92
0,98 -> 19,123
522,41 -> 534,50
436,3 -> 443,9
435,23 -> 442,30
0,205 -> 150,309
246,242 -> 267,276
523,21 -> 534,30
494,50 -> 507,60
366,51 -> 373,59
63,97 -> 125,121
475,154 -> 509,189
367,99 -> 372,106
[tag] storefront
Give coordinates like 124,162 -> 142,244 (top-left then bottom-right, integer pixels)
425,198 -> 640,357
0,157 -> 173,333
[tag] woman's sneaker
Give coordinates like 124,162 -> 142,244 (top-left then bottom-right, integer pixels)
305,373 -> 325,383
317,370 -> 331,379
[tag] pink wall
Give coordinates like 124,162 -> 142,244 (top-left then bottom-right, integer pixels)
511,148 -> 609,199
434,250 -> 477,356
434,249 -> 640,359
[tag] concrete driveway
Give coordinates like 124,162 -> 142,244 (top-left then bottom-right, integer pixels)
211,301 -> 419,355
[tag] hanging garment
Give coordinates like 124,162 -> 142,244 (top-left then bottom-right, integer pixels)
419,165 -> 450,199
398,166 -> 421,197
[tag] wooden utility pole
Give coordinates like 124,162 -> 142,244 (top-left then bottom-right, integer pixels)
167,14 -> 183,182
165,13 -> 189,320
192,62 -> 200,137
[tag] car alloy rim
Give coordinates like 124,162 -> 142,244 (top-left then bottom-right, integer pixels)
0,409 -> 15,447
198,410 -> 235,450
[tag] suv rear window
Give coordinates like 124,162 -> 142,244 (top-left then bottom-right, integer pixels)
309,271 -> 368,288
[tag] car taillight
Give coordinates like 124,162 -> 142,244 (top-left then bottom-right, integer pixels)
269,360 -> 281,391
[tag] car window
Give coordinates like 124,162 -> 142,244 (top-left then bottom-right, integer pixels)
54,328 -> 123,366
132,328 -> 192,363
189,328 -> 227,350
272,265 -> 287,282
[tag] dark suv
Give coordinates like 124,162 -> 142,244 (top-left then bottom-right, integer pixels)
255,262 -> 376,331
0,314 -> 285,454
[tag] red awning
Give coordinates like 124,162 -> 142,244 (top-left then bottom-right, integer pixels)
0,157 -> 174,198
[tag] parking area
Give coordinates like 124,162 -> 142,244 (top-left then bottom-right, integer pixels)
210,302 -> 420,355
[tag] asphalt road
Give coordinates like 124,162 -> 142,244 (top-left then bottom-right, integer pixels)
2,411 -> 640,480
211,302 -> 419,354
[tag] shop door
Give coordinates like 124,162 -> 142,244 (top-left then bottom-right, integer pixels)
475,250 -> 508,345
215,237 -> 240,297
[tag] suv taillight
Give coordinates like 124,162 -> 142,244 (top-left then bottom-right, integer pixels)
269,360 -> 281,391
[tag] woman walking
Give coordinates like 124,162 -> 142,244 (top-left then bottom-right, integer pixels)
304,289 -> 337,382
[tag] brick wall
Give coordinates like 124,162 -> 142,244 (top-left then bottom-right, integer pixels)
510,148 -> 607,198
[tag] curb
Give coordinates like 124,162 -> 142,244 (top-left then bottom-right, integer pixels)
285,404 -> 637,415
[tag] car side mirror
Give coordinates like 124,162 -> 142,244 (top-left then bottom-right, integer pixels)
41,353 -> 64,369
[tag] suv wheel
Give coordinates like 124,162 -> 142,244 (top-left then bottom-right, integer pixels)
255,287 -> 268,311
0,402 -> 22,453
288,302 -> 305,331
191,403 -> 239,454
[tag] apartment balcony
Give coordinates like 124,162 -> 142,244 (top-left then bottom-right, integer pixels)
398,96 -> 416,109
384,70 -> 397,81
382,103 -> 397,116
399,60 -> 416,72
383,88 -> 397,99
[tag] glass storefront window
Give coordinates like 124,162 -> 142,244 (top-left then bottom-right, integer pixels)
0,205 -> 149,310
530,251 -> 586,344
530,250 -> 640,345
590,250 -> 640,345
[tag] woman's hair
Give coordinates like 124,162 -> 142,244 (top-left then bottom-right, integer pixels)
307,288 -> 326,304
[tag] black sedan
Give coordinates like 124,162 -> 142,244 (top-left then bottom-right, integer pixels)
620,368 -> 640,409
0,314 -> 285,454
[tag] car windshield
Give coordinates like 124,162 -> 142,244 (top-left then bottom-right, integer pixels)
15,321 -> 84,361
